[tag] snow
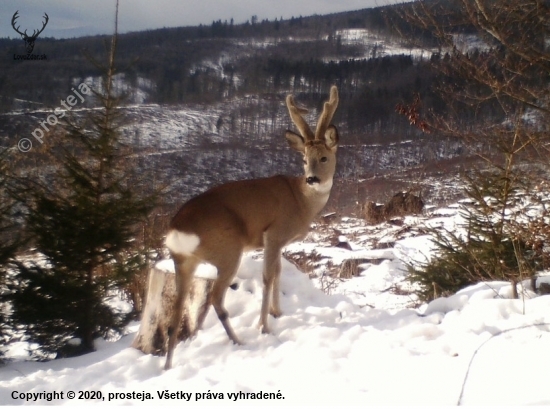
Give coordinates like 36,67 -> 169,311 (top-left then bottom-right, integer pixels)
2,204 -> 550,406
333,29 -> 436,60
156,259 -> 219,281
331,29 -> 491,62
75,74 -> 156,105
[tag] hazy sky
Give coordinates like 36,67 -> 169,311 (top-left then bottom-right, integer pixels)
0,0 -> 396,39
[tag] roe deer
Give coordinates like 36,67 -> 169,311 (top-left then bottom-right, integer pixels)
164,86 -> 339,369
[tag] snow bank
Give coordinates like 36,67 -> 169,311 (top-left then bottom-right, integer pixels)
2,251 -> 550,406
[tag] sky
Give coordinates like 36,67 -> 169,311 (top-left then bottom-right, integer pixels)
0,0 -> 394,39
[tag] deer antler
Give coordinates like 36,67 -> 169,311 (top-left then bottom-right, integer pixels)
11,11 -> 25,37
286,95 -> 315,141
11,11 -> 49,39
315,86 -> 339,140
32,13 -> 49,38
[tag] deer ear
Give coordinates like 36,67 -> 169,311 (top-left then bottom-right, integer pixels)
285,130 -> 306,153
323,125 -> 339,150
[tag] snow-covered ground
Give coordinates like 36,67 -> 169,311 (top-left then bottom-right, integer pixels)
2,204 -> 550,406
333,28 -> 436,60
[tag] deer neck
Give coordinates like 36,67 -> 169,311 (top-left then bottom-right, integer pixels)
298,176 -> 333,218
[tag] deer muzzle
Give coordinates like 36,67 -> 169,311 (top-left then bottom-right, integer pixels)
306,176 -> 321,185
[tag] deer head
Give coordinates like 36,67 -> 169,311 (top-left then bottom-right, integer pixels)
12,11 -> 49,54
285,86 -> 339,192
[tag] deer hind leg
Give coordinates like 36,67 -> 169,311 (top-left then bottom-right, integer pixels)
164,254 -> 199,370
260,240 -> 283,334
210,251 -> 243,345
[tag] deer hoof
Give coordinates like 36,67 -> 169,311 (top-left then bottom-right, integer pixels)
232,338 -> 244,346
269,308 -> 282,318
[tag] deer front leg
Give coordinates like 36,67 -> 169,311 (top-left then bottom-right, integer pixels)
260,241 -> 283,333
270,269 -> 282,318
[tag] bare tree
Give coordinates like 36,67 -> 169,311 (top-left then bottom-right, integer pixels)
396,0 -> 550,297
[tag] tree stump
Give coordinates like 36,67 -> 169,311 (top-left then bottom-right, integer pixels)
338,259 -> 361,278
338,258 -> 387,278
132,263 -> 213,356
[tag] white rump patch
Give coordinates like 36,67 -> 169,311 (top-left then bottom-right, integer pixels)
165,230 -> 200,256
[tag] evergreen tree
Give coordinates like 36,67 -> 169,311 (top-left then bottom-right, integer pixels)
408,167 -> 543,301
0,150 -> 22,359
9,2 -> 158,358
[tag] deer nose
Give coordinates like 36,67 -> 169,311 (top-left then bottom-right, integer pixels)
306,176 -> 320,185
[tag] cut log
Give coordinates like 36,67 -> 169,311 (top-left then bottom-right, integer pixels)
132,264 -> 213,356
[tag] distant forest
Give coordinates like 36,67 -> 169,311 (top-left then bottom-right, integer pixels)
0,2 -> 486,144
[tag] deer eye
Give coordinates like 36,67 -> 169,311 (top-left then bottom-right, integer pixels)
320,157 -> 328,163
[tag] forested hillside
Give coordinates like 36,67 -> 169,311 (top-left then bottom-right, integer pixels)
0,1 -> 499,214
0,3 -> 458,143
